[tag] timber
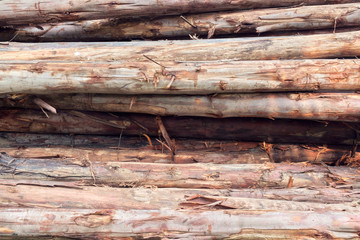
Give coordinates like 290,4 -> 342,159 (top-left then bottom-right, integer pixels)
1,153 -> 360,189
2,184 -> 360,208
1,208 -> 359,239
7,3 -> 360,41
1,141 -> 358,164
1,31 -> 360,61
3,93 -> 360,121
2,59 -> 360,94
0,0 -> 358,27
0,109 -> 357,145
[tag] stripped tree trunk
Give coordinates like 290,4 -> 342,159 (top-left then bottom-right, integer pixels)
2,184 -> 360,209
1,153 -> 359,189
0,0 -> 358,27
8,3 -> 360,41
1,59 -> 360,94
0,109 -> 357,145
1,208 -> 359,239
1,31 -> 360,61
4,93 -> 360,121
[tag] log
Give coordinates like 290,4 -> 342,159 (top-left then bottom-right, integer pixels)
0,109 -> 357,145
4,93 -> 360,121
1,141 -> 358,164
0,138 -> 360,165
7,3 -> 360,41
2,31 -> 360,61
0,208 -> 359,239
0,0 -> 358,27
1,153 -> 359,189
1,59 -> 360,94
2,183 -> 360,208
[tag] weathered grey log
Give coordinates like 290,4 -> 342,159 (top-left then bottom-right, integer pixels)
1,59 -> 360,94
1,0 -> 358,27
2,31 -> 360,61
1,153 -> 359,189
0,109 -> 357,145
4,93 -> 360,121
7,3 -> 360,41
0,208 -> 359,239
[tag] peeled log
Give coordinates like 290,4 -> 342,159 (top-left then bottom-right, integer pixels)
8,3 -> 360,41
3,0 -> 357,27
5,93 -> 360,121
0,208 -> 359,239
0,109 -> 357,145
1,59 -> 360,95
2,31 -> 360,61
1,153 -> 359,189
1,184 -> 360,210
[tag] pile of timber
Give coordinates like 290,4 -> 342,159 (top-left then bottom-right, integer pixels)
1,1 -> 360,239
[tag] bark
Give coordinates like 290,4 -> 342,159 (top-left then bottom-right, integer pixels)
1,0 -> 358,27
4,93 -> 360,121
1,31 -> 360,61
1,184 -> 360,211
1,153 -> 359,189
0,133 -> 358,166
0,109 -> 357,145
0,142 -> 358,165
1,59 -> 360,95
0,208 -> 359,239
7,3 -> 360,41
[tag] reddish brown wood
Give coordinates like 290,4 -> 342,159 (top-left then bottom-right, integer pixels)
0,109 -> 357,145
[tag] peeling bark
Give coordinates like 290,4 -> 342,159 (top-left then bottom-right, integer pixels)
1,153 -> 359,189
0,208 -> 359,239
8,3 -> 360,41
0,109 -> 357,145
3,93 -> 360,121
1,184 -> 360,211
2,31 -> 360,61
1,59 -> 360,94
0,142 -> 358,165
0,0 -> 358,27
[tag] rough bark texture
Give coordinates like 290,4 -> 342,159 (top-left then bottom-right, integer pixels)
0,109 -> 358,145
1,141 -> 358,164
7,3 -> 360,41
1,153 -> 359,189
1,59 -> 360,94
3,93 -> 360,121
0,0 -> 358,27
1,31 -> 360,61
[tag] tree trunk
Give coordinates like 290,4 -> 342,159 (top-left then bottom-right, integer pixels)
1,59 -> 360,95
1,31 -> 360,61
1,0 -> 358,27
1,153 -> 359,189
8,3 -> 360,41
4,93 -> 360,121
0,208 -> 359,239
0,109 -> 357,145
1,140 -> 357,164
1,183 -> 360,212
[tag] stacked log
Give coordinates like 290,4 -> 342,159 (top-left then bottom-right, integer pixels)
1,1 -> 360,239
